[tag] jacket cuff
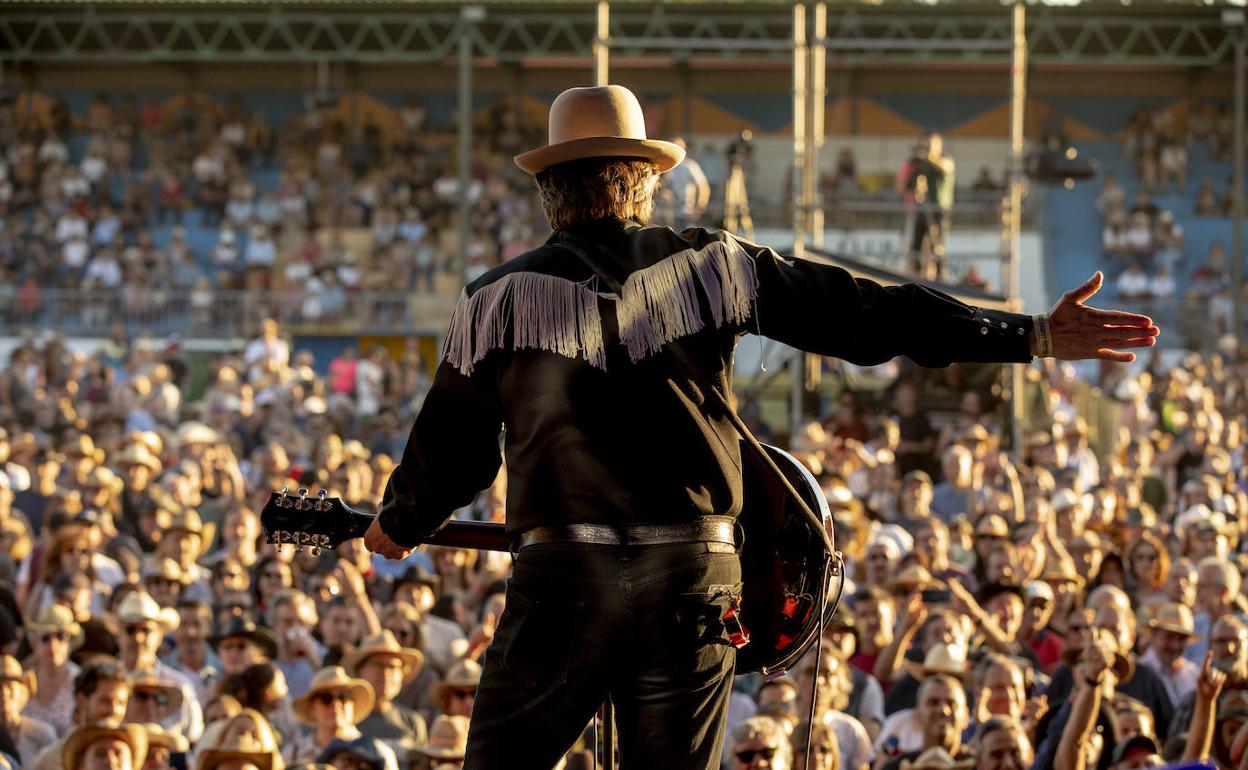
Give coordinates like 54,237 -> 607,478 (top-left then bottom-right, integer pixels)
376,471 -> 451,549
969,308 -> 1034,363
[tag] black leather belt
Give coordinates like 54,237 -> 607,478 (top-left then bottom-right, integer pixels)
517,516 -> 738,551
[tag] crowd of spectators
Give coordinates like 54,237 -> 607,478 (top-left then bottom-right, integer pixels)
0,91 -> 556,324
0,306 -> 1242,770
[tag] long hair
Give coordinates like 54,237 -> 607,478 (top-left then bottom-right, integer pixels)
534,158 -> 661,230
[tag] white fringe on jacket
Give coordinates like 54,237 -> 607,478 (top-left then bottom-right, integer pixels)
442,238 -> 758,375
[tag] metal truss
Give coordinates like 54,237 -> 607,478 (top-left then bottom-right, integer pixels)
0,4 -> 1233,66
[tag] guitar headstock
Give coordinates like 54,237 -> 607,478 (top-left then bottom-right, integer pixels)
260,487 -> 374,554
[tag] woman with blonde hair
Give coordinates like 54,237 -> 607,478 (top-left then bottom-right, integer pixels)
1126,530 -> 1171,597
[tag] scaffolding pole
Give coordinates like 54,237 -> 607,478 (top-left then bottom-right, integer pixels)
594,1 -> 610,87
1007,2 -> 1027,460
791,4 -> 808,437
807,2 -> 826,251
1234,36 -> 1245,343
457,13 -> 475,283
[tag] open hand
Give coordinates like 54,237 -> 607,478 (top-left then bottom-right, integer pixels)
364,518 -> 414,561
1046,272 -> 1159,362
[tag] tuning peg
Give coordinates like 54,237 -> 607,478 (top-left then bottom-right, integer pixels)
315,489 -> 328,512
278,486 -> 291,508
297,488 -> 309,511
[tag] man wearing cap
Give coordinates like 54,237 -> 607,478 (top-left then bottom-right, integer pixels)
363,83 -> 1159,770
1138,603 -> 1200,704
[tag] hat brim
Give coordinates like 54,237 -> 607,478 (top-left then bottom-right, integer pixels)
211,629 -> 279,660
341,647 -> 425,684
293,681 -> 375,726
198,748 -> 276,770
1147,621 -> 1200,639
26,622 -> 85,651
514,137 -> 684,175
63,725 -> 149,770
412,746 -> 467,760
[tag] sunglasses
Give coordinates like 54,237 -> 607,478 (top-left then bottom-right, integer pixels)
124,623 -> 155,636
735,747 -> 777,763
447,689 -> 475,701
134,690 -> 170,706
40,631 -> 69,644
313,692 -> 353,706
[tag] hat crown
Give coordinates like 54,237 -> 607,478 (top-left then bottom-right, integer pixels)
311,666 -> 353,688
117,590 -> 168,624
427,715 -> 470,749
443,658 -> 483,687
34,603 -> 77,628
547,86 -> 648,146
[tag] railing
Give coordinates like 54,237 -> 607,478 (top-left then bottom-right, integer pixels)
0,289 -> 459,339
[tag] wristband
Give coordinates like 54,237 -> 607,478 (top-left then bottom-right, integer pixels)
1032,314 -> 1054,358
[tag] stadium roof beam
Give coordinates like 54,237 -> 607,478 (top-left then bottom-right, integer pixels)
0,5 -> 1233,67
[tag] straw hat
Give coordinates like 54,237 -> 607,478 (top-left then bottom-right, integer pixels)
175,421 -> 220,448
62,722 -> 148,770
973,514 -> 1010,539
435,659 -> 482,701
893,565 -> 934,592
116,591 -> 180,634
140,723 -> 189,754
130,671 -> 184,716
1147,603 -> 1200,638
114,445 -> 162,474
904,643 -> 969,680
197,733 -> 276,770
292,667 -> 375,725
513,85 -> 684,175
26,604 -> 84,649
341,630 -> 425,683
412,715 -> 470,761
167,509 -> 214,555
0,655 -> 35,699
64,435 -> 105,464
900,747 -> 975,770
142,557 -> 192,586
1041,558 -> 1085,589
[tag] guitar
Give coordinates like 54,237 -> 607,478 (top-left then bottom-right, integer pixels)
261,443 -> 843,678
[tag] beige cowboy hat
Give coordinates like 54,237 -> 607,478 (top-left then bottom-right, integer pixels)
1147,603 -> 1200,639
0,655 -> 35,699
900,747 -> 975,770
167,508 -> 215,555
114,444 -> 163,474
26,604 -> 85,650
434,658 -> 483,702
116,591 -> 181,634
62,721 -> 149,770
904,643 -> 970,681
197,733 -> 277,770
412,715 -> 470,761
139,723 -> 189,754
341,630 -> 425,683
514,85 -> 684,175
130,671 -> 185,716
64,435 -> 105,465
174,421 -> 220,448
292,666 -> 375,726
1041,558 -> 1086,589
142,556 -> 192,587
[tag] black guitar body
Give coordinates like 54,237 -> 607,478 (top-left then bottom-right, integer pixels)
735,442 -> 839,677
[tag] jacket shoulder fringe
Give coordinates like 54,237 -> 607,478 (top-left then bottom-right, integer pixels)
617,236 -> 759,362
442,271 -> 606,376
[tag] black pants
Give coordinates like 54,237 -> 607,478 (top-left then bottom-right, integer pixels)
464,541 -> 742,770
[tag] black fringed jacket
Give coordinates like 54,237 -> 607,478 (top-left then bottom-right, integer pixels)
377,217 -> 1033,546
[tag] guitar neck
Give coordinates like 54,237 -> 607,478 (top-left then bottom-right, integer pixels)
425,520 -> 511,552
346,508 -> 510,552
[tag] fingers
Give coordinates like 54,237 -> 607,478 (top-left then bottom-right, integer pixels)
1064,272 -> 1104,304
1098,336 -> 1158,349
1086,308 -> 1154,327
1096,349 -> 1136,363
1202,649 -> 1214,679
